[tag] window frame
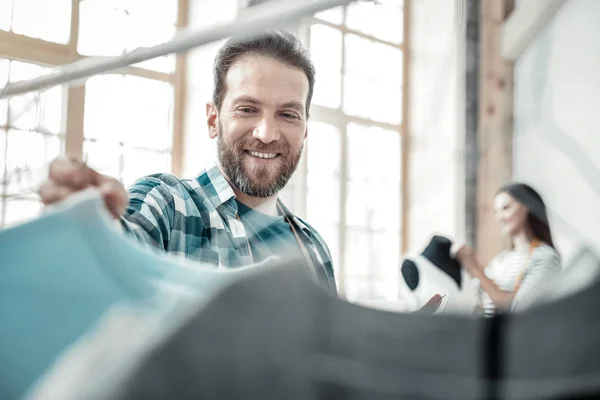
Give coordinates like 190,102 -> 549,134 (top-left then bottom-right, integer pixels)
0,0 -> 189,227
293,2 -> 411,300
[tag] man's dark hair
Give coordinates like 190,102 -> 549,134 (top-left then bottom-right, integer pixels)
212,30 -> 315,117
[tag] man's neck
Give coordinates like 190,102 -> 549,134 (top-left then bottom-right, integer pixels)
234,189 -> 279,217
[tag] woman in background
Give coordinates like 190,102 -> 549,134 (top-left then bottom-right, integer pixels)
456,183 -> 562,316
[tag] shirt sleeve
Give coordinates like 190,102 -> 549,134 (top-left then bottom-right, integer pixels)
510,247 -> 562,312
120,175 -> 177,250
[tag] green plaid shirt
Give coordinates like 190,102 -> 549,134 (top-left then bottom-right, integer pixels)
120,163 -> 336,290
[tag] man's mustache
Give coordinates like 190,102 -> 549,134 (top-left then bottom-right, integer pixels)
237,142 -> 287,155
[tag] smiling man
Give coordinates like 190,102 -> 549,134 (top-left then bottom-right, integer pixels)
40,30 -> 337,290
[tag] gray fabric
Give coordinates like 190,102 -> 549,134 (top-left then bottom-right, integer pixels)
503,248 -> 600,399
69,258 -> 485,400
28,249 -> 600,400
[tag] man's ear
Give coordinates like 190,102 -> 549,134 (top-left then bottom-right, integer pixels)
206,102 -> 219,139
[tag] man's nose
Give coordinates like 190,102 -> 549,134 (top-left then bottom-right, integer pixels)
252,116 -> 280,143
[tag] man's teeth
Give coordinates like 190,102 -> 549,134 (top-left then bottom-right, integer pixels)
249,151 -> 278,159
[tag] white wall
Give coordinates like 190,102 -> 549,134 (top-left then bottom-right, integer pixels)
406,0 -> 466,254
513,0 -> 600,264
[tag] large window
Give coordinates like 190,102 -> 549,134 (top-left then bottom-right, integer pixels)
82,74 -> 174,187
0,59 -> 65,227
0,0 -> 186,228
301,1 -> 407,302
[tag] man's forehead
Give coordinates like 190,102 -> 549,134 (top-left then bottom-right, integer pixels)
224,56 -> 309,105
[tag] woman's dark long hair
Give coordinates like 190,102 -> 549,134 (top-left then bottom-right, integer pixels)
497,182 -> 556,249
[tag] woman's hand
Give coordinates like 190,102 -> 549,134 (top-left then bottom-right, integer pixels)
413,294 -> 442,315
455,244 -> 476,266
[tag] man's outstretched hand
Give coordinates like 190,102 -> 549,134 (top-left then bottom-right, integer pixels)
39,156 -> 128,219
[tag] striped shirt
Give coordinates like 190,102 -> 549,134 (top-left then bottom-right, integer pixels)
480,244 -> 561,317
118,162 -> 337,291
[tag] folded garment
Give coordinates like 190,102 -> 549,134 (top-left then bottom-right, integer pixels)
26,246 -> 600,400
0,190 -> 269,400
26,258 -> 485,400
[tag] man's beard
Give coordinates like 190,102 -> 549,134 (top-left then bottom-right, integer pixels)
217,125 -> 303,198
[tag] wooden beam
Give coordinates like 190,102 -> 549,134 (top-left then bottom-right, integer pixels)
64,85 -> 86,158
64,0 -> 84,159
476,0 -> 515,264
0,31 -> 71,66
171,0 -> 189,177
0,31 -> 172,84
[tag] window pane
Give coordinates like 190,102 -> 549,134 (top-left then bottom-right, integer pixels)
307,178 -> 339,226
310,24 -> 342,108
345,181 -> 371,229
343,35 -> 403,123
84,75 -> 173,150
370,230 -> 401,300
0,61 -> 66,229
83,140 -> 122,180
345,34 -> 403,84
344,230 -> 371,278
4,129 -> 61,196
344,76 -> 402,124
344,230 -> 400,301
344,278 -> 370,302
314,6 -> 344,25
347,122 -> 401,184
121,147 -> 171,188
307,122 -> 341,225
78,0 -> 177,73
370,182 -> 401,232
4,61 -> 65,134
8,88 -> 64,134
307,121 -> 341,177
346,0 -> 404,44
370,231 -> 400,280
9,0 -> 71,44
0,0 -> 11,32
313,70 -> 342,110
346,180 -> 401,232
83,141 -> 172,188
0,59 -> 8,126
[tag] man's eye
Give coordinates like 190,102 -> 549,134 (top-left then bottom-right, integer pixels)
238,107 -> 255,113
281,112 -> 299,119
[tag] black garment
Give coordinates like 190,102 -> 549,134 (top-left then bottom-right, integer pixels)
88,258 -> 485,400
45,248 -> 600,400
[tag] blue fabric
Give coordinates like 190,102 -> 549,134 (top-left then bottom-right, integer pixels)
235,199 -> 304,264
0,190 -> 263,400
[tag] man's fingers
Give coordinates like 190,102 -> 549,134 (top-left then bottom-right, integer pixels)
48,157 -> 98,189
38,181 -> 77,205
41,156 -> 128,219
99,181 -> 128,218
